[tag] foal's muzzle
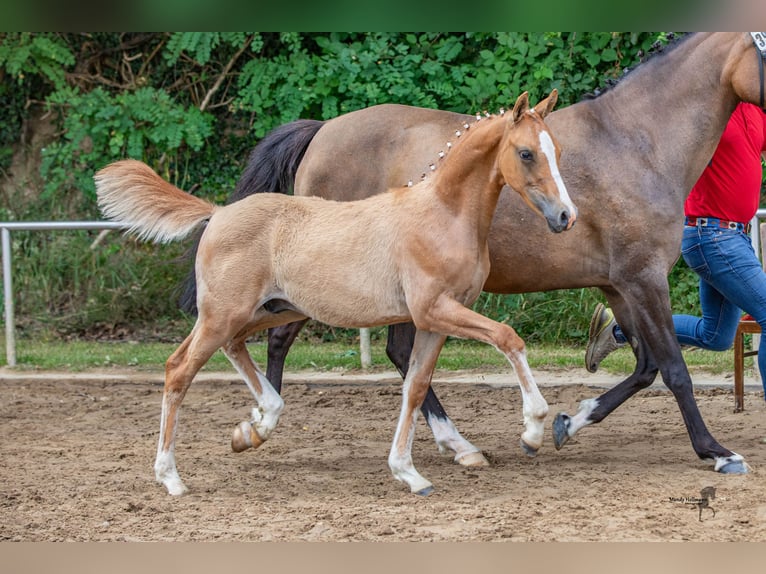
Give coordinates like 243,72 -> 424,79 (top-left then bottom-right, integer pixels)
525,188 -> 577,233
542,203 -> 577,233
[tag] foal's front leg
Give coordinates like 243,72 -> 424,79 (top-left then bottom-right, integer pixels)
386,322 -> 489,467
421,296 -> 549,455
388,329 -> 447,495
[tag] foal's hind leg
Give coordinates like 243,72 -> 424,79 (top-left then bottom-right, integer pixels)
387,322 -> 488,467
155,324 -> 225,495
223,335 -> 285,452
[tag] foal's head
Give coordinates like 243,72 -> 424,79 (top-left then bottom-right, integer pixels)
499,90 -> 576,233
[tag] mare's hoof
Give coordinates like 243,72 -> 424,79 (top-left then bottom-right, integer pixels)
456,451 -> 490,467
552,413 -> 571,450
415,485 -> 434,497
718,460 -> 748,474
520,439 -> 539,458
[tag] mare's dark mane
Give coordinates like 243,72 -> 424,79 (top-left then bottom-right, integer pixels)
581,32 -> 689,101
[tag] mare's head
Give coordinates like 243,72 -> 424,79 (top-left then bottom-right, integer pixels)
498,89 -> 576,233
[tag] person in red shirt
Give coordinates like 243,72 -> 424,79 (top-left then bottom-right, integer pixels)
586,103 -> 766,399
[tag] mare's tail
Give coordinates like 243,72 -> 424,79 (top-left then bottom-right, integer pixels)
95,159 -> 218,244
228,119 -> 324,202
179,118 -> 324,314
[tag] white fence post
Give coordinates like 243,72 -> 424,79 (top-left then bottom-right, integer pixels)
359,327 -> 371,369
2,226 -> 15,367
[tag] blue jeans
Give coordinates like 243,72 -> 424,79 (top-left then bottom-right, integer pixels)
615,224 -> 766,397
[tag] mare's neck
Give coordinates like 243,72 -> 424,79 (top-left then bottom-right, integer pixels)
582,33 -> 744,199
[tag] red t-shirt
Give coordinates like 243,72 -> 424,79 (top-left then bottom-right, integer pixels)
685,103 -> 766,223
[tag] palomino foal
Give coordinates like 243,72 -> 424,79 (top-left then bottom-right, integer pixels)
95,90 -> 575,496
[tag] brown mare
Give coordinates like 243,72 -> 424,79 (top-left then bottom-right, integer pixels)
202,32 -> 766,475
96,91 -> 575,496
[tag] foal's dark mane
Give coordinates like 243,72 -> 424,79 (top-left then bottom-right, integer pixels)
581,32 -> 689,100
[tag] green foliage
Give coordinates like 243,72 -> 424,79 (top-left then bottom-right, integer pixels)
0,33 -> 74,172
40,86 -> 213,209
472,288 -> 605,344
9,229 -> 190,340
668,257 -> 702,315
0,32 -> 74,90
165,32 -> 256,65
234,32 -> 660,137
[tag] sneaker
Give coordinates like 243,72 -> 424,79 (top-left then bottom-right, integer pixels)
585,303 -> 625,373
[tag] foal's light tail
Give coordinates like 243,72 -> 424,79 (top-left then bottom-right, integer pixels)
95,159 -> 218,244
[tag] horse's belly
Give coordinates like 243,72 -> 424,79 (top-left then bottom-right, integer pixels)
302,290 -> 411,328
278,270 -> 410,328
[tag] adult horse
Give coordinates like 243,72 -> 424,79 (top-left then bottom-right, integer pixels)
97,91 -> 574,495
185,32 -> 762,474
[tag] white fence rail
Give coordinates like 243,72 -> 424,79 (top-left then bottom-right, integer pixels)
1,220 -> 372,368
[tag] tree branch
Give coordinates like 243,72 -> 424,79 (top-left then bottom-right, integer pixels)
199,35 -> 253,112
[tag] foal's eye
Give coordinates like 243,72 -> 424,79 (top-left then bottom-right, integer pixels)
519,149 -> 533,161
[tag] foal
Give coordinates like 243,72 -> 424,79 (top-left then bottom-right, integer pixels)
95,90 -> 576,496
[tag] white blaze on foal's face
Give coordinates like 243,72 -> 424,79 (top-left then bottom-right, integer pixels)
538,128 -> 576,218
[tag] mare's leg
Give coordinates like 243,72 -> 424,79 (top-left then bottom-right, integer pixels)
155,321 -> 229,495
224,334 -> 285,452
418,297 -> 548,454
387,322 -> 488,467
553,285 -> 747,474
388,329 -> 447,495
266,319 -> 309,394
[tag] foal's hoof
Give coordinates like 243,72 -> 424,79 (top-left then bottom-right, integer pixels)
161,477 -> 188,496
415,485 -> 434,497
456,451 -> 490,467
520,439 -> 539,458
552,413 -> 571,450
231,421 -> 265,453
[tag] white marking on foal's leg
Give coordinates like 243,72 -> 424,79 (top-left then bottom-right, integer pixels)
714,452 -> 749,473
154,395 -> 188,495
539,130 -> 576,217
427,413 -> 489,467
388,379 -> 434,495
225,350 -> 285,449
154,450 -> 187,496
248,371 -> 284,440
388,435 -> 434,496
508,348 -> 549,453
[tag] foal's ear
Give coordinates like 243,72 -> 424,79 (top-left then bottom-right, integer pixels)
533,89 -> 558,119
511,91 -> 530,123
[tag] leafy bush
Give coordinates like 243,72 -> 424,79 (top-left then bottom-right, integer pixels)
41,86 -> 213,208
